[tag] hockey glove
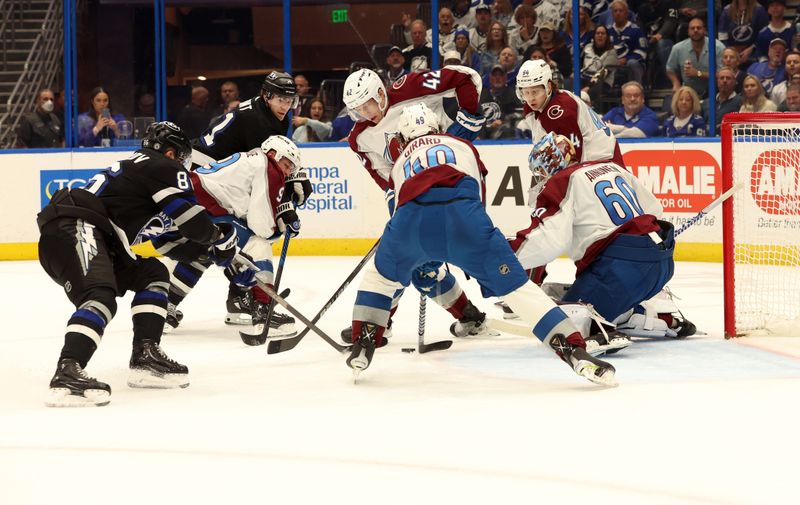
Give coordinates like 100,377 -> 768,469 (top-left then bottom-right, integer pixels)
225,252 -> 257,289
284,170 -> 314,206
446,108 -> 486,141
276,201 -> 301,238
412,261 -> 446,293
208,222 -> 239,267
385,188 -> 396,216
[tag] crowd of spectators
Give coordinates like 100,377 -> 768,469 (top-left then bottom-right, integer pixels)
15,0 -> 800,148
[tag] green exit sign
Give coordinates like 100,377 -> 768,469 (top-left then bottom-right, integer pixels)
332,8 -> 348,24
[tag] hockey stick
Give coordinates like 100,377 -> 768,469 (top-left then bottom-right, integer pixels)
266,239 -> 382,354
234,254 -> 350,353
674,182 -> 744,236
254,228 -> 292,343
416,274 -> 453,353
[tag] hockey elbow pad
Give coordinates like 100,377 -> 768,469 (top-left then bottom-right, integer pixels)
446,109 -> 486,141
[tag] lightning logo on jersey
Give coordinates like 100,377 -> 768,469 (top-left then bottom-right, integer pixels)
134,212 -> 176,244
75,219 -> 99,276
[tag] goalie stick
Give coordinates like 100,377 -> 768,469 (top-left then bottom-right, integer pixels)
417,293 -> 453,354
266,239 -> 382,354
234,254 -> 350,353
674,181 -> 744,236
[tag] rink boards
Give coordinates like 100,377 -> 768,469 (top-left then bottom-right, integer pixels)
0,139 -> 723,261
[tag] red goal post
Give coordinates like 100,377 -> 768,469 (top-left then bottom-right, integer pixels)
722,112 -> 800,338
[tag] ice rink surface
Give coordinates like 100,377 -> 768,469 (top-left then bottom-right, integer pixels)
2,257 -> 799,505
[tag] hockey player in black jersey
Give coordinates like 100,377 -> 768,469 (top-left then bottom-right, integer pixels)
173,70 -> 298,330
37,122 -> 241,407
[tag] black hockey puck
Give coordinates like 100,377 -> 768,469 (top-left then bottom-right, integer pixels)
401,347 -> 416,353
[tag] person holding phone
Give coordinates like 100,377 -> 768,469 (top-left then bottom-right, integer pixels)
77,86 -> 126,147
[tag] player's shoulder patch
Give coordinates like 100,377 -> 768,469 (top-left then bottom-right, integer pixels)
392,75 -> 408,90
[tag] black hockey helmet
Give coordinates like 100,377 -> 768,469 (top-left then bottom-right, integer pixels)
142,121 -> 192,164
261,70 -> 299,108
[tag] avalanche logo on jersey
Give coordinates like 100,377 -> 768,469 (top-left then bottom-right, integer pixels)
547,105 -> 564,120
384,131 -> 403,163
134,212 -> 176,245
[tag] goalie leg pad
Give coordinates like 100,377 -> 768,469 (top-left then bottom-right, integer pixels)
614,305 -> 678,338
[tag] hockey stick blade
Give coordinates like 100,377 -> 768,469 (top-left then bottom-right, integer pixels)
418,339 -> 453,354
234,255 -> 352,353
266,239 -> 380,355
486,317 -> 532,337
238,288 -> 290,346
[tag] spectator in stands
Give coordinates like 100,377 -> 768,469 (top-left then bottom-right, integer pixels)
443,50 -> 462,67
603,81 -> 660,137
454,28 -> 481,71
16,88 -> 63,148
770,49 -> 800,105
563,5 -> 594,57
581,25 -> 618,114
175,85 -> 212,140
676,0 -> 718,41
427,7 -> 459,56
747,38 -> 787,97
718,0 -> 768,66
661,86 -> 706,137
403,19 -> 433,72
479,64 -> 519,139
666,16 -> 725,98
509,5 -> 538,59
470,2 -> 493,52
293,75 -> 313,117
211,81 -> 239,118
490,0 -> 514,26
636,0 -> 678,72
385,46 -> 408,85
509,0 -> 559,34
484,47 -> 519,88
537,22 -> 571,79
483,22 -> 511,75
608,0 -> 648,85
209,98 -> 240,126
451,0 -> 476,30
328,106 -> 355,142
755,0 -> 795,62
702,68 -> 742,131
292,98 -> 331,143
77,86 -> 125,147
525,45 -> 565,88
740,74 -> 778,112
136,93 -> 156,117
778,82 -> 800,111
721,47 -> 746,91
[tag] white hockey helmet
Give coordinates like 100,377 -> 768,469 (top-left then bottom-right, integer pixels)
261,135 -> 301,173
397,103 -> 441,145
528,133 -> 576,188
516,59 -> 553,102
343,68 -> 388,121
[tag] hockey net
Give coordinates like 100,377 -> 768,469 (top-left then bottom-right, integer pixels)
722,113 -> 800,337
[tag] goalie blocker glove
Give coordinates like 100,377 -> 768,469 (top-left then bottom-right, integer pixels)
284,170 -> 313,206
446,108 -> 486,141
276,201 -> 301,238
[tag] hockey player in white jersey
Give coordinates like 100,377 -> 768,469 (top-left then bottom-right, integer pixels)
510,133 -> 695,339
346,103 -> 616,386
341,66 -> 491,341
516,59 -> 624,167
153,136 -> 311,344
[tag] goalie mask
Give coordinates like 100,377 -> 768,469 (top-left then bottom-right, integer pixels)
261,135 -> 301,174
142,121 -> 192,165
343,69 -> 388,122
396,103 -> 441,146
528,133 -> 576,200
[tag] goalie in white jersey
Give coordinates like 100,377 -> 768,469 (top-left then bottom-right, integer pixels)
510,133 -> 695,338
341,66 -> 491,341
152,136 -> 313,344
346,103 -> 617,386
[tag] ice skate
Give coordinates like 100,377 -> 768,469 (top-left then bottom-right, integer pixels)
225,290 -> 254,325
162,303 -> 183,334
128,339 -> 189,389
347,324 -> 378,381
549,334 -> 617,387
584,330 -> 632,357
252,301 -> 297,338
45,358 -> 111,407
450,301 -> 497,337
341,319 -> 392,344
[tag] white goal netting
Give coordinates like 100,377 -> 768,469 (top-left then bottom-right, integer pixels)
726,120 -> 800,336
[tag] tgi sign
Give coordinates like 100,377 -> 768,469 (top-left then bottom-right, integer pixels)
40,169 -> 102,208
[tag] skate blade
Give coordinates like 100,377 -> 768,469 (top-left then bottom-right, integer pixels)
225,313 -> 253,326
266,325 -> 298,338
577,363 -> 618,387
45,387 -> 110,407
127,369 -> 189,389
